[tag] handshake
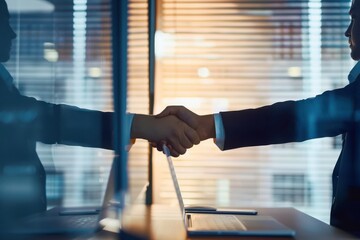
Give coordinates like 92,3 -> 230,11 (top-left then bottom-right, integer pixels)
131,106 -> 216,157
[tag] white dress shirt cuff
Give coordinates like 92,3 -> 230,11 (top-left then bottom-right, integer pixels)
125,113 -> 135,151
214,113 -> 225,150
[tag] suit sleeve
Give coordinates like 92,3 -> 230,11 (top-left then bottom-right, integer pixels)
57,104 -> 114,149
2,92 -> 114,150
220,79 -> 360,150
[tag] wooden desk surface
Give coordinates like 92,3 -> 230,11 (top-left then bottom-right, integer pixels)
10,204 -> 357,240
120,204 -> 358,240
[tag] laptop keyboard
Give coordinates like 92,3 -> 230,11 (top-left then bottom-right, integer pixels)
65,215 -> 99,228
190,214 -> 246,231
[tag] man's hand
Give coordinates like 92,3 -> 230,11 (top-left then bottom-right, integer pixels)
156,106 -> 216,142
131,114 -> 200,157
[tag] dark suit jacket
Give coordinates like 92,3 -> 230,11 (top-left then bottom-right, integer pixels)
220,77 -> 360,233
0,75 -> 113,225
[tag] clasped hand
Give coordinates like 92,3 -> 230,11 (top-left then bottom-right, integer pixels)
149,106 -> 215,157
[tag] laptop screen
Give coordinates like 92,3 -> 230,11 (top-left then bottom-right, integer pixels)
163,145 -> 186,222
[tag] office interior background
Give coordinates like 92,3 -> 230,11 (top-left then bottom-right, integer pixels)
5,0 -> 352,223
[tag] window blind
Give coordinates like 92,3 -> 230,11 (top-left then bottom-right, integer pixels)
152,0 -> 352,223
6,0 -> 114,207
5,0 -> 149,208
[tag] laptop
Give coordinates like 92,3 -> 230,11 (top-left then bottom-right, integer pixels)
10,159 -> 123,235
162,145 -> 296,237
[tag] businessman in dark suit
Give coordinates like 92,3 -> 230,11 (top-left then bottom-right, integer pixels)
0,0 -> 199,227
157,0 -> 360,235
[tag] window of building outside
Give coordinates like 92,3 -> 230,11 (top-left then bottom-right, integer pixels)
272,174 -> 311,206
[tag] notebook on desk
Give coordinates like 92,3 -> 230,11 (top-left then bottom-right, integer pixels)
162,145 -> 296,237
